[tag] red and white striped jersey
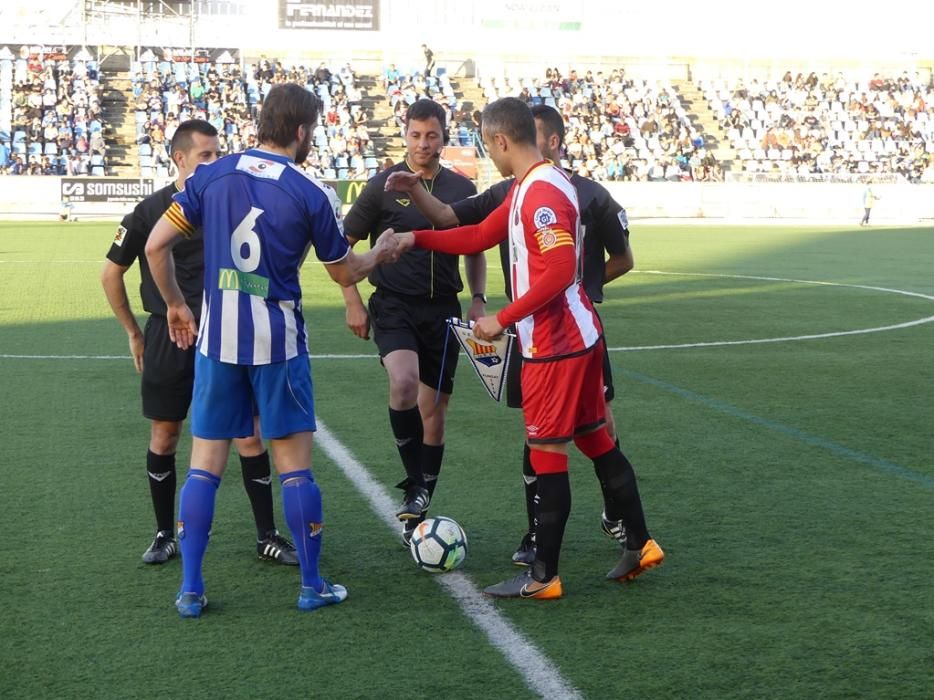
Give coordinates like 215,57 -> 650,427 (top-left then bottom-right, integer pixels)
509,162 -> 602,360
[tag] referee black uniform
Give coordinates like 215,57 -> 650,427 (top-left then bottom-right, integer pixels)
106,183 -> 204,420
451,172 -> 630,407
343,161 -> 478,394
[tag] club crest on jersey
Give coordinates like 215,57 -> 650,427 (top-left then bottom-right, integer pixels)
113,225 -> 127,246
465,338 -> 502,367
395,198 -> 411,207
308,522 -> 323,538
533,207 -> 557,228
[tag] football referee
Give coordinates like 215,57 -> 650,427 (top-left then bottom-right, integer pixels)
101,119 -> 298,567
340,99 -> 486,544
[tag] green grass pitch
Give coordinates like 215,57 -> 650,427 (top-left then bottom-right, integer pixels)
1,220 -> 932,699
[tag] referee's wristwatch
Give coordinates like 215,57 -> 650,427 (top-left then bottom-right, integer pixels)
472,292 -> 487,304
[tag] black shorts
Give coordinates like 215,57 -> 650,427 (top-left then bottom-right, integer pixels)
505,331 -> 615,408
368,289 -> 461,395
141,315 -> 195,422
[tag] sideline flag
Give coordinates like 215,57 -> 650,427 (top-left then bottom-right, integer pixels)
446,317 -> 514,402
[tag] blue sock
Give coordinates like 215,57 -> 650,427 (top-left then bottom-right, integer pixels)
178,469 -> 221,596
280,469 -> 323,590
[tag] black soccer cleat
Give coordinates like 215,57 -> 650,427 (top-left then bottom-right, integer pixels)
395,480 -> 430,521
142,530 -> 177,565
511,531 -> 536,567
257,530 -> 299,566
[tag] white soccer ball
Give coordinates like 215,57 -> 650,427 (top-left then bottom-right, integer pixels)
409,516 -> 468,573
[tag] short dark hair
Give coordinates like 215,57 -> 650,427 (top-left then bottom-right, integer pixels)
170,119 -> 217,156
530,104 -> 565,147
405,98 -> 448,143
257,83 -> 320,148
481,97 -> 536,146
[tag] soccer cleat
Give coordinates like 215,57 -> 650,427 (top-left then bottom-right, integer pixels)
601,512 -> 628,548
175,592 -> 208,618
483,569 -> 563,600
142,530 -> 177,565
257,530 -> 299,566
395,482 -> 430,521
607,539 -> 665,582
298,580 -> 348,611
401,515 -> 424,548
511,532 -> 536,566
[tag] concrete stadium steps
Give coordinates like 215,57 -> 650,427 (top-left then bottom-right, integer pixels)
100,71 -> 136,176
358,73 -> 481,167
96,48 -> 137,176
455,79 -> 484,121
671,79 -> 736,171
358,74 -> 403,164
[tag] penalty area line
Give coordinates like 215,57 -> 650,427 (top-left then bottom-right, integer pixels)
314,420 -> 583,700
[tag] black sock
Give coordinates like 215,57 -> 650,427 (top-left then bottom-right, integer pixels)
240,451 -> 276,537
522,444 -> 536,536
532,472 -> 571,581
146,450 -> 176,533
421,443 -> 444,500
593,448 -> 649,549
389,407 -> 424,487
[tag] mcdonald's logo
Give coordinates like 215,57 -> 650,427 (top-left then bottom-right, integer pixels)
344,180 -> 367,204
218,267 -> 240,290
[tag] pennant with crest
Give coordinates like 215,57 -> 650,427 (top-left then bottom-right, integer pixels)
446,317 -> 514,402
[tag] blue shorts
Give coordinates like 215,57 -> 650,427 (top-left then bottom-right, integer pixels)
191,353 -> 316,440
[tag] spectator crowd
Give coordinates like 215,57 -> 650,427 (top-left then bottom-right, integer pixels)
4,48 -> 934,186
0,46 -> 105,176
476,67 -> 720,182
706,70 -> 934,182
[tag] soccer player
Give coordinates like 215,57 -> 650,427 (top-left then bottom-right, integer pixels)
393,97 -> 663,599
145,84 -> 399,617
385,104 -> 634,566
339,99 -> 485,544
101,119 -> 298,567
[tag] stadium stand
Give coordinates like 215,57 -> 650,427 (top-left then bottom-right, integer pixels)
0,46 -> 103,176
475,67 -> 718,182
702,71 -> 934,182
3,45 -> 933,186
130,53 -> 381,180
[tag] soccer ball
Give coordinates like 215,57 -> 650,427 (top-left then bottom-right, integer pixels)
409,516 -> 467,573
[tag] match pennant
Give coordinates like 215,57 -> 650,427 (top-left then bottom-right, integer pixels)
447,318 -> 514,402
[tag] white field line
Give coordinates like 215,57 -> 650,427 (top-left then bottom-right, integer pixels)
604,271 -> 934,352
314,420 -> 583,700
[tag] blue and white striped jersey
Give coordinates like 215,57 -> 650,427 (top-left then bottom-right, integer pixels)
169,148 -> 350,365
